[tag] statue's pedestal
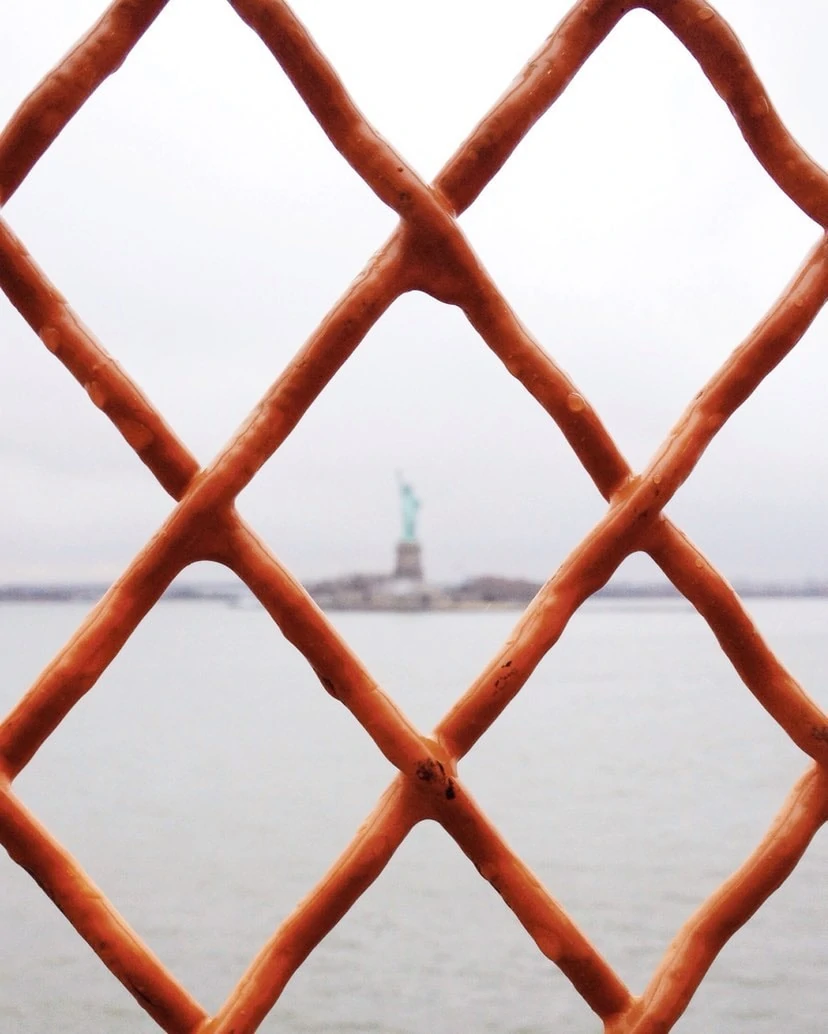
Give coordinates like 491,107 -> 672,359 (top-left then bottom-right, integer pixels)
394,540 -> 423,581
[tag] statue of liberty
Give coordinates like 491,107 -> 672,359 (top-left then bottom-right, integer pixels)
394,472 -> 424,581
397,472 -> 420,543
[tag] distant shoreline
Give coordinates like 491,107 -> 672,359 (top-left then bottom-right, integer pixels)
3,581 -> 828,608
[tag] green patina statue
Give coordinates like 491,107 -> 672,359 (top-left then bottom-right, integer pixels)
397,473 -> 420,542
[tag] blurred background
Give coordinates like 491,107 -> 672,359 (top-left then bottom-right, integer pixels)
2,0 -> 827,589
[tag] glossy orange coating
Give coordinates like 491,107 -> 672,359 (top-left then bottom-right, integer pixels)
0,1 -> 827,1032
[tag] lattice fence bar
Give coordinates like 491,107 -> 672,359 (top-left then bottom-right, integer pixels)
1,1 -> 827,1032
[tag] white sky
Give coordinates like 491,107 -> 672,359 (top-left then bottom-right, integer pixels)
1,0 -> 827,586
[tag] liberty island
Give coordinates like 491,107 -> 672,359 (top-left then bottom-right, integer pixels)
304,475 -> 540,611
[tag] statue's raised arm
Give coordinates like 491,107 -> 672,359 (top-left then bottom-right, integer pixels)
397,473 -> 421,543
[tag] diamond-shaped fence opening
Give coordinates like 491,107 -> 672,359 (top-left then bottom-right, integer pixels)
2,2 -> 828,1032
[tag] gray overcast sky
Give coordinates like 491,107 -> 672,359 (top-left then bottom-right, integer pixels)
2,0 -> 827,586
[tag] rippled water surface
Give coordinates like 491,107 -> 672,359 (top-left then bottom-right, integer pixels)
1,598 -> 826,1032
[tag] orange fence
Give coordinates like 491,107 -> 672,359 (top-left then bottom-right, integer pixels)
2,2 -> 828,1031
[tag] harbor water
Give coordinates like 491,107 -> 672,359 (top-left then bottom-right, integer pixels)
1,598 -> 826,1032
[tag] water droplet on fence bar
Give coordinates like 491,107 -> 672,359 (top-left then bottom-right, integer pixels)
567,392 -> 586,413
534,924 -> 563,961
697,6 -> 715,20
653,474 -> 663,485
119,418 -> 154,451
86,381 -> 107,408
40,326 -> 60,353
